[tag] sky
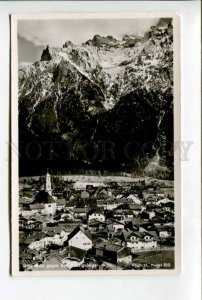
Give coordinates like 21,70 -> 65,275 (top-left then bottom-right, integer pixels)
18,18 -> 161,65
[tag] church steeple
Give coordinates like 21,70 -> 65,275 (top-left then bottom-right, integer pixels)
45,169 -> 52,195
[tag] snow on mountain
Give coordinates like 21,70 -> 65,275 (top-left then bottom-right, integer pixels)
19,21 -> 173,112
18,20 -> 174,176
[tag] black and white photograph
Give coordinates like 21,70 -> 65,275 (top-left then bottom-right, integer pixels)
11,13 -> 180,275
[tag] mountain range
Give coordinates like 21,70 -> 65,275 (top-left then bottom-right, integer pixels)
18,19 -> 174,177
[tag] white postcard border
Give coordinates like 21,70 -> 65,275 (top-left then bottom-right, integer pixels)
11,11 -> 181,277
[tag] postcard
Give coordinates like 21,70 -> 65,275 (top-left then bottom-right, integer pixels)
11,12 -> 180,275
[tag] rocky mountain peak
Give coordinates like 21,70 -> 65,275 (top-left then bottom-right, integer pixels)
41,45 -> 52,61
18,20 -> 174,177
62,40 -> 74,49
85,34 -> 119,47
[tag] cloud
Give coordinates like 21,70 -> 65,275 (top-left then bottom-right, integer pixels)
18,18 -> 161,48
18,35 -> 45,65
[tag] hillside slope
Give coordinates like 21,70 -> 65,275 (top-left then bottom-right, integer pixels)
18,20 -> 173,177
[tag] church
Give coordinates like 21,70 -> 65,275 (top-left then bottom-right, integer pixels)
30,170 -> 57,216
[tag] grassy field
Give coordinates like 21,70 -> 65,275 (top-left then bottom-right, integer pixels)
133,249 -> 174,268
20,174 -> 174,186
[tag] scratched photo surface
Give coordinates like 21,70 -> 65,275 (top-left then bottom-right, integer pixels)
12,14 -> 179,274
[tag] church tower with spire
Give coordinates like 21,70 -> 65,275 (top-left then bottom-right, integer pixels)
45,169 -> 52,195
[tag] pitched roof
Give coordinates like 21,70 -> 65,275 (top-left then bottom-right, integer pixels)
117,247 -> 131,259
117,198 -> 134,205
57,199 -> 66,205
106,218 -> 125,226
33,191 -> 56,204
122,229 -> 142,240
22,232 -> 46,245
132,217 -> 144,225
30,204 -> 44,210
62,246 -> 86,261
127,194 -> 141,201
73,207 -> 87,213
95,241 -> 124,253
88,207 -> 104,216
88,220 -> 105,226
129,203 -> 142,210
122,229 -> 133,240
114,209 -> 133,215
43,226 -> 65,235
155,225 -> 169,232
68,225 -> 92,241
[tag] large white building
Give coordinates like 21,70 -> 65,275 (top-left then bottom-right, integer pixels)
67,225 -> 93,250
88,208 -> 105,223
123,230 -> 157,252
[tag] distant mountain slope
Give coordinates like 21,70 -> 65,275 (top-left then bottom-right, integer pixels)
18,20 -> 173,177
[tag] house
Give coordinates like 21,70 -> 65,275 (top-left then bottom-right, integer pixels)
19,217 -> 41,231
131,217 -> 144,225
73,207 -> 88,220
73,182 -> 87,190
124,217 -> 144,231
29,204 -> 44,214
140,210 -> 155,220
96,188 -> 112,198
81,191 -> 90,199
43,227 -> 68,245
128,203 -> 143,215
64,180 -> 75,189
19,217 -> 28,229
94,241 -> 132,266
60,211 -> 74,222
127,194 -> 142,205
139,226 -> 158,240
73,181 -> 106,191
88,220 -> 106,235
29,227 -> 68,250
145,195 -> 158,205
116,198 -> 134,206
156,193 -> 165,199
69,194 -> 76,201
161,202 -> 174,213
139,222 -> 156,232
116,194 -> 123,199
27,232 -> 46,250
59,246 -> 86,269
156,198 -> 173,206
113,209 -> 133,222
33,190 -> 57,215
92,227 -> 109,240
106,199 -> 119,210
152,216 -> 164,226
52,186 -> 66,197
67,225 -> 93,250
86,184 -> 96,193
122,229 -> 157,252
65,200 -> 75,210
42,201 -> 57,216
19,196 -> 33,205
106,219 -> 125,232
143,189 -> 156,197
163,211 -> 175,224
97,199 -> 108,210
97,189 -> 108,198
155,226 -> 171,238
56,199 -> 66,211
88,208 -> 105,223
21,207 -> 37,217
